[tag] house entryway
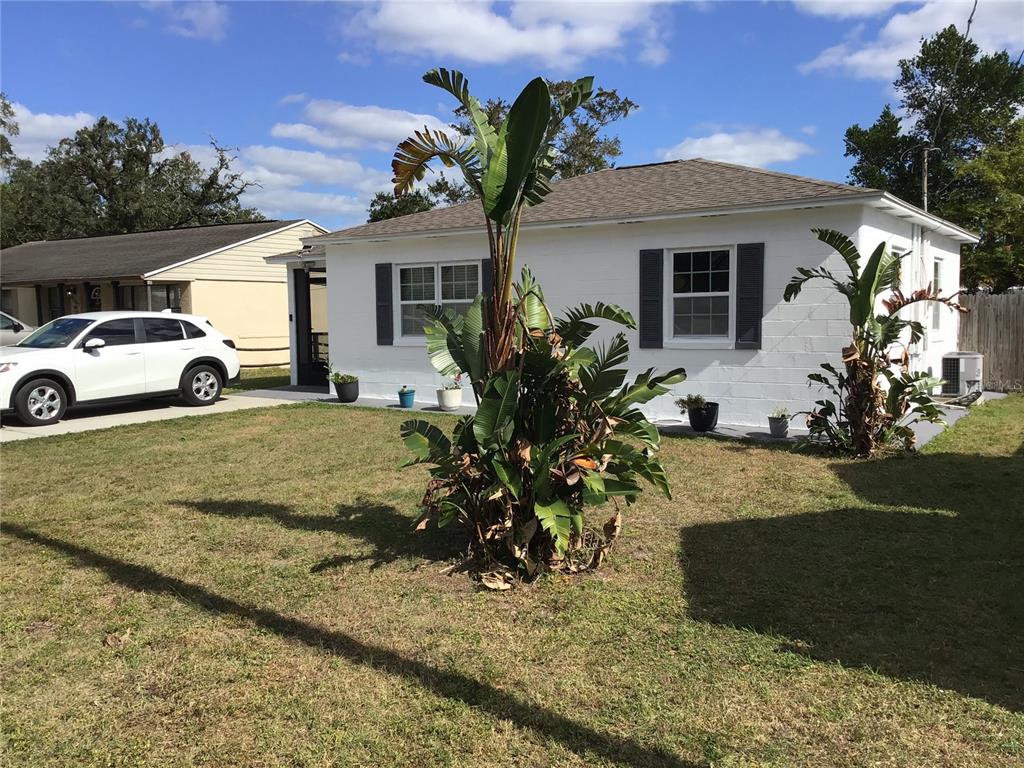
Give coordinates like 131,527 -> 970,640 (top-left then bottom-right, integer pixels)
292,264 -> 329,388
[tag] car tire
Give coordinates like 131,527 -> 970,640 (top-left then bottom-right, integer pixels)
181,364 -> 223,405
14,378 -> 69,426
181,365 -> 223,407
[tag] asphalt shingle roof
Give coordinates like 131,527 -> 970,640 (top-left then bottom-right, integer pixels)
0,220 -> 303,284
316,159 -> 876,241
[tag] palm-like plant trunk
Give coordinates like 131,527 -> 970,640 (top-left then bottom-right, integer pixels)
486,209 -> 524,374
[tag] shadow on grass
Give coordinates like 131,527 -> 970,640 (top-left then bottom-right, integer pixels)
176,498 -> 466,572
681,451 -> 1023,712
3,523 -> 701,768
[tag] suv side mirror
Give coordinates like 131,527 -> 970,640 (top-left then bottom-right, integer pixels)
84,337 -> 106,351
12,322 -> 23,332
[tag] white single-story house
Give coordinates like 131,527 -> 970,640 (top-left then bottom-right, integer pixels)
1,219 -> 326,366
270,159 -> 977,425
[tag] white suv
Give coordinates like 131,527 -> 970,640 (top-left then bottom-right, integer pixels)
0,311 -> 241,426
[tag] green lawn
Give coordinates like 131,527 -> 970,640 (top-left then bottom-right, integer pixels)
223,365 -> 291,393
2,396 -> 1022,767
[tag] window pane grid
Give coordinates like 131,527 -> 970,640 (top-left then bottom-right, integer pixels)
441,263 -> 478,301
399,263 -> 479,336
672,249 -> 730,338
399,266 -> 435,303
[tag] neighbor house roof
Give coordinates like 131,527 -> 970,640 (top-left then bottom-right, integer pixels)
0,219 -> 313,284
310,158 -> 977,245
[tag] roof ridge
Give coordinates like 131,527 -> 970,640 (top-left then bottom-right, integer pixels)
686,158 -> 871,193
8,218 -> 295,245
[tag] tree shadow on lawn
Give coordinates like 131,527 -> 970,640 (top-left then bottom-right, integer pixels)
681,451 -> 1023,712
3,523 -> 702,768
175,498 -> 465,572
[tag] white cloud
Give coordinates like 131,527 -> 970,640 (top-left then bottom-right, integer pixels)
271,100 -> 448,151
347,0 -> 671,68
659,128 -> 815,167
242,188 -> 368,219
800,124 -> 818,135
162,141 -> 390,221
140,1 -> 229,42
793,0 -> 898,19
9,103 -> 95,161
278,93 -> 308,105
241,145 -> 391,195
800,1 -> 1024,79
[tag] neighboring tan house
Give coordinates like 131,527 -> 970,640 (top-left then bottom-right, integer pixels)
271,159 -> 977,425
1,219 -> 326,366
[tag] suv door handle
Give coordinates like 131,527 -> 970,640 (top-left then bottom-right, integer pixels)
126,351 -> 142,356
181,345 -> 196,350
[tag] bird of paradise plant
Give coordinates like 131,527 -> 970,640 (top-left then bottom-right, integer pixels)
392,71 -> 686,585
785,228 -> 967,457
392,68 -> 594,376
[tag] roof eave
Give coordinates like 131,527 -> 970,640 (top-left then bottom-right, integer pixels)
869,193 -> 979,244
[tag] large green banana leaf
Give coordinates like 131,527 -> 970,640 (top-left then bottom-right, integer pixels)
485,77 -> 551,223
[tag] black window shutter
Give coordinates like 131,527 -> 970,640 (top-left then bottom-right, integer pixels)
481,258 -> 493,296
375,262 -> 393,346
638,249 -> 663,349
735,242 -> 764,350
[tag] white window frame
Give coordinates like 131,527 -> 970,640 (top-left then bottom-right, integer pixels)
394,260 -> 481,346
662,245 -> 737,350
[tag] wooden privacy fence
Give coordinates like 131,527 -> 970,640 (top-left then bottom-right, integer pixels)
957,291 -> 1024,392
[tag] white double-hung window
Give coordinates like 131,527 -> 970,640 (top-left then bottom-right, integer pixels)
398,261 -> 480,337
931,258 -> 943,331
670,247 -> 733,340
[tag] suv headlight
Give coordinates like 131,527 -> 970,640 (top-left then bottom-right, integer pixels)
0,362 -> 18,374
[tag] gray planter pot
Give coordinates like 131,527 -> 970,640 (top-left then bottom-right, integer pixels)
768,416 -> 790,438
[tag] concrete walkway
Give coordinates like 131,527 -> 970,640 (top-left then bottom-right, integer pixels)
232,386 -> 478,414
2,385 -> 1004,446
0,392 -> 298,443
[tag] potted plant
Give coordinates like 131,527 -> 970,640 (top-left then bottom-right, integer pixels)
675,394 -> 719,433
436,375 -> 463,412
330,371 -> 359,403
768,407 -> 791,438
398,385 -> 415,408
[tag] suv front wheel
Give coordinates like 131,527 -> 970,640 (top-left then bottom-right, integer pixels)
181,365 -> 223,406
14,378 -> 69,426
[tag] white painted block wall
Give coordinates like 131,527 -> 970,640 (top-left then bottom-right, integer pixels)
322,203 -> 960,426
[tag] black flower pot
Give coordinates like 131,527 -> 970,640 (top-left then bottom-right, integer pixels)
334,380 -> 359,403
687,402 -> 719,433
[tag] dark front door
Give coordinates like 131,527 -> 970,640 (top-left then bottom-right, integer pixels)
294,268 -> 328,388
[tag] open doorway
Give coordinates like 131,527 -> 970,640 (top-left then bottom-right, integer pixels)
294,266 -> 329,388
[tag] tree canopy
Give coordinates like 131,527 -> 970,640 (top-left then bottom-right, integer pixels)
0,110 -> 262,248
367,174 -> 474,222
0,93 -> 18,170
843,25 -> 1024,290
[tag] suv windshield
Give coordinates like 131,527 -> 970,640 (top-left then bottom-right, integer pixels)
16,317 -> 93,348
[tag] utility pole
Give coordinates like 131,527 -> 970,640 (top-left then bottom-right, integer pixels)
922,145 -> 929,212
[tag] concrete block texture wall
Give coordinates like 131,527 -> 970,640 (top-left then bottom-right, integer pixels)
324,204 -> 959,426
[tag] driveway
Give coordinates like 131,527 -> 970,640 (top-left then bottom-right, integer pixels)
0,391 -> 298,442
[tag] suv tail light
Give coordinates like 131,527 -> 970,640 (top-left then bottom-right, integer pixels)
223,339 -> 236,349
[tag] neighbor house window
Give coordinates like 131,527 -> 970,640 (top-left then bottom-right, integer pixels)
118,284 -> 181,312
672,248 -> 731,337
932,259 -> 943,331
398,262 -> 480,336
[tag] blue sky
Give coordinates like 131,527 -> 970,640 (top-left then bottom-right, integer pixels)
2,1 -> 1022,230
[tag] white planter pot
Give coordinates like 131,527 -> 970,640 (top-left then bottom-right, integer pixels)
437,388 -> 463,412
